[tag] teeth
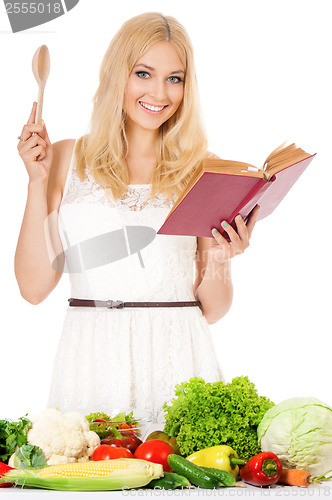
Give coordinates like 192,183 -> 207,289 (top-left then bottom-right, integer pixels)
140,101 -> 165,112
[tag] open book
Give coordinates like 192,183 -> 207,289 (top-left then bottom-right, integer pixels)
157,143 -> 315,238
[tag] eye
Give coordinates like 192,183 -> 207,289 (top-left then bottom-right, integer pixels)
135,71 -> 150,79
168,76 -> 183,83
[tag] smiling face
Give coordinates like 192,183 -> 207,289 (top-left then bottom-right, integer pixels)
123,42 -> 185,133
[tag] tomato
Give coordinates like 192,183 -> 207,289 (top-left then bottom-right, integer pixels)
100,436 -> 142,453
119,423 -> 137,436
120,423 -> 131,430
134,440 -> 174,472
101,438 -> 123,447
92,419 -> 107,423
92,444 -> 133,460
0,462 -> 14,488
123,431 -> 142,446
120,437 -> 141,454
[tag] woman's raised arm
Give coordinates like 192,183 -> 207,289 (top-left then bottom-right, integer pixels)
14,102 -> 74,304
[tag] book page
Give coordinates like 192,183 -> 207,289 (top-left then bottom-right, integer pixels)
262,143 -> 312,177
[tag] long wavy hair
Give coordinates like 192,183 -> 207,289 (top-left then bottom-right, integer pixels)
75,12 -> 209,200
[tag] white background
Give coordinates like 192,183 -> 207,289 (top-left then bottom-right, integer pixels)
0,0 -> 331,419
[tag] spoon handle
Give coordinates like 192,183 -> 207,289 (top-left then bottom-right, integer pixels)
35,85 -> 45,125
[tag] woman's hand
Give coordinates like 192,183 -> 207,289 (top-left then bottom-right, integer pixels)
209,205 -> 260,264
17,102 -> 53,184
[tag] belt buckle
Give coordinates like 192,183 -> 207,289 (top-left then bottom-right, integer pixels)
106,300 -> 125,309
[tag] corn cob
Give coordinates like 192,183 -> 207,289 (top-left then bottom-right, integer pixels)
0,458 -> 163,491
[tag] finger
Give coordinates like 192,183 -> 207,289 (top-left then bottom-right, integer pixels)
19,123 -> 44,143
246,205 -> 260,238
27,102 -> 37,125
18,129 -> 46,153
211,229 -> 233,261
234,214 -> 249,241
211,227 -> 229,246
24,123 -> 44,135
42,120 -> 51,145
211,228 -> 231,252
18,104 -> 39,142
29,145 -> 44,162
25,133 -> 47,149
220,220 -> 241,246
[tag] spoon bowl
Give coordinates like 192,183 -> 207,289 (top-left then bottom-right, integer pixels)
32,45 -> 50,124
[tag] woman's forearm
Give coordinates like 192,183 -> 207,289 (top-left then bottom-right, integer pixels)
14,180 -> 62,304
194,257 -> 233,325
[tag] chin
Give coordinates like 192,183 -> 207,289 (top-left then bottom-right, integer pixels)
138,118 -> 169,131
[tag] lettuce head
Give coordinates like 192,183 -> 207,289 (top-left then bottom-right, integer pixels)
257,397 -> 332,475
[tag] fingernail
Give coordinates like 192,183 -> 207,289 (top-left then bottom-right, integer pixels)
212,228 -> 218,234
222,221 -> 229,228
238,215 -> 242,221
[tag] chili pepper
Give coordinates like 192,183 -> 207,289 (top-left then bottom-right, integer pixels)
187,445 -> 246,478
240,451 -> 282,487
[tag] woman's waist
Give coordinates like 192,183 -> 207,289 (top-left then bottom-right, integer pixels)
68,288 -> 197,303
68,273 -> 195,301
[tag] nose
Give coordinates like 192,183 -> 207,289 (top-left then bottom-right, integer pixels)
148,78 -> 167,102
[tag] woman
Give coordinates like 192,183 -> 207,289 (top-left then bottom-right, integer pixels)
15,13 -> 259,418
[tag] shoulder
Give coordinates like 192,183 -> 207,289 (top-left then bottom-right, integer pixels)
52,139 -> 77,184
47,139 -> 76,214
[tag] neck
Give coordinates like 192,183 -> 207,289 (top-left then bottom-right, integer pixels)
125,121 -> 160,184
125,120 -> 159,159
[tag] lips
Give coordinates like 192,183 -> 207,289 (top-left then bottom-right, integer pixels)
139,101 -> 168,113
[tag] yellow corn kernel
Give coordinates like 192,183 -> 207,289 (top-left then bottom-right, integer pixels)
36,459 -> 147,478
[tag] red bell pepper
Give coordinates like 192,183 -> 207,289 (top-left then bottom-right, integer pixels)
240,452 -> 282,487
0,462 -> 14,488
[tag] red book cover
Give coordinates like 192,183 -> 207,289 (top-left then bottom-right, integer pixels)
157,154 -> 315,238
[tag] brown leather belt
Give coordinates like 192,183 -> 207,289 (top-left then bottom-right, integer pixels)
68,298 -> 202,309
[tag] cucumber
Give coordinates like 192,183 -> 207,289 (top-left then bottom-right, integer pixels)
147,471 -> 190,490
200,467 -> 236,487
167,455 -> 221,489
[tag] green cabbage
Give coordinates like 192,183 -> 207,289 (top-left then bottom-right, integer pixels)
257,397 -> 332,475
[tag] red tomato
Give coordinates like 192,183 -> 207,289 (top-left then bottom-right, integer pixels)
101,438 -> 123,447
126,432 -> 143,446
134,440 -> 174,472
121,437 -> 141,454
120,423 -> 131,430
92,444 -> 133,460
119,423 -> 137,436
92,419 -> 107,423
0,462 -> 14,488
100,436 -> 142,453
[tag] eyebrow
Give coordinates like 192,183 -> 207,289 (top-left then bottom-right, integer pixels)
134,63 -> 185,75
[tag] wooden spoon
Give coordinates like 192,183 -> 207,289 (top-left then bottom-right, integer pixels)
32,45 -> 50,125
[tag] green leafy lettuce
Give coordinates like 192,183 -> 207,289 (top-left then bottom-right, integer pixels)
163,376 -> 274,460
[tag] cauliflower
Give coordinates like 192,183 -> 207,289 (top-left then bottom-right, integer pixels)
26,409 -> 100,465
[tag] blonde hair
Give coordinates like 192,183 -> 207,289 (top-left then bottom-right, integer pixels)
75,12 -> 208,200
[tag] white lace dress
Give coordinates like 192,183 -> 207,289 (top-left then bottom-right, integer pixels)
47,144 -> 224,421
